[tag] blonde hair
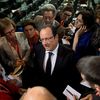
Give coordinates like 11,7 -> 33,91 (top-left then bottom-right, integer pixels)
1,17 -> 16,30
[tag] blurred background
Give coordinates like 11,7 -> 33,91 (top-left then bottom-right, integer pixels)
0,0 -> 99,26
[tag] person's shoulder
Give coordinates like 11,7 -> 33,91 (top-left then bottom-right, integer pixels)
53,20 -> 60,27
15,32 -> 26,39
59,44 -> 74,52
0,36 -> 6,40
58,44 -> 74,57
15,32 -> 24,35
34,43 -> 44,51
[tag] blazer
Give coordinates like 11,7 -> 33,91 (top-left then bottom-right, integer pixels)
22,43 -> 81,100
0,32 -> 30,74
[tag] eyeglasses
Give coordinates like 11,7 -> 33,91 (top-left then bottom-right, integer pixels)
40,36 -> 54,42
5,29 -> 15,35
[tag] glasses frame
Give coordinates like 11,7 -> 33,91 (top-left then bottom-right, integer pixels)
39,36 -> 54,42
5,28 -> 15,35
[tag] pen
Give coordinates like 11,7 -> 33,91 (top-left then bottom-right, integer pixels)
66,89 -> 74,96
66,89 -> 79,100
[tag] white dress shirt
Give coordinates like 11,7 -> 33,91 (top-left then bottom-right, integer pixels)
44,44 -> 59,75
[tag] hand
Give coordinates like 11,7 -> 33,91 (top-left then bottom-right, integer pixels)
68,23 -> 74,29
75,26 -> 87,37
95,86 -> 100,96
15,59 -> 22,67
15,59 -> 25,67
80,94 -> 93,100
66,95 -> 78,100
7,79 -> 17,85
19,88 -> 27,95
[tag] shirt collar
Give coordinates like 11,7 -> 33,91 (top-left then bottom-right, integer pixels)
45,44 -> 59,55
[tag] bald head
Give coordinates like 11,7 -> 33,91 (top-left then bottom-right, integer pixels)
20,86 -> 57,100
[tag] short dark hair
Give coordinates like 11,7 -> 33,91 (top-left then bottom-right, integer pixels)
63,4 -> 73,13
23,19 -> 36,29
40,24 -> 60,37
76,10 -> 95,29
77,56 -> 100,85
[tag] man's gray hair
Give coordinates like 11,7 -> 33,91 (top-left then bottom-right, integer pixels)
41,4 -> 57,16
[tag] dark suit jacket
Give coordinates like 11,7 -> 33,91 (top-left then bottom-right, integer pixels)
22,43 -> 81,100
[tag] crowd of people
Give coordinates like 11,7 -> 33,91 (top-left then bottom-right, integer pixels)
0,2 -> 100,100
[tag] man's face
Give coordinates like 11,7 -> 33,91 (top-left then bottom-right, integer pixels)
40,27 -> 58,51
74,14 -> 84,29
43,11 -> 54,25
24,25 -> 35,38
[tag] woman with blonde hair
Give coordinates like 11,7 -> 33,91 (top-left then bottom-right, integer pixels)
0,17 -> 30,84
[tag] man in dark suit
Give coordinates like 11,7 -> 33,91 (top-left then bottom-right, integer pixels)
22,25 -> 81,100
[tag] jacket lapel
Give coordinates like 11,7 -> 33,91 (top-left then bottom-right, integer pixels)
52,45 -> 64,74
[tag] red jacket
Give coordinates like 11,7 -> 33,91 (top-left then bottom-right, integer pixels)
0,78 -> 19,100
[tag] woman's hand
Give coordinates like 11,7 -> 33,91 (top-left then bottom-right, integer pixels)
15,59 -> 25,67
66,94 -> 92,100
66,95 -> 78,100
19,88 -> 27,95
75,26 -> 87,37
